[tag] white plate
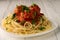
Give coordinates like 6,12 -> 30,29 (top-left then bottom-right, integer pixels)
0,18 -> 58,38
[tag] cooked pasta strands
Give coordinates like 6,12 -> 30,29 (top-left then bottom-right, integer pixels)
2,13 -> 52,35
24,22 -> 32,29
34,22 -> 41,29
11,20 -> 23,28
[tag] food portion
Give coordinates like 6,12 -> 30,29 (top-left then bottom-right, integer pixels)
2,4 -> 52,35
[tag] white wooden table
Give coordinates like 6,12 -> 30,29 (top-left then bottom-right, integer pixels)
0,0 -> 60,40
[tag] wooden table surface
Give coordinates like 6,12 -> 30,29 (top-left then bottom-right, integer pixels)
0,0 -> 60,40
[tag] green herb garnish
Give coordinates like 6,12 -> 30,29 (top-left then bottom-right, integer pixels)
39,26 -> 45,30
39,16 -> 45,23
15,20 -> 20,22
32,3 -> 36,6
32,20 -> 36,24
21,5 -> 30,12
41,16 -> 45,21
34,12 -> 37,16
12,13 -> 16,19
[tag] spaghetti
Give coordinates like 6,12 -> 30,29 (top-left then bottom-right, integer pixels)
2,4 -> 52,35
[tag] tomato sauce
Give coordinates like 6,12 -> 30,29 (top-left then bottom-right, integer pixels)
14,4 -> 44,24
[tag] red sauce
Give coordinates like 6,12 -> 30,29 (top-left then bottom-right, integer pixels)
14,4 -> 44,24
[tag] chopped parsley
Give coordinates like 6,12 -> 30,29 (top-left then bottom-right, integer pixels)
32,19 -> 36,24
11,13 -> 16,19
21,5 -> 30,12
34,12 -> 37,16
38,26 -> 45,30
15,19 -> 20,23
32,3 -> 36,6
